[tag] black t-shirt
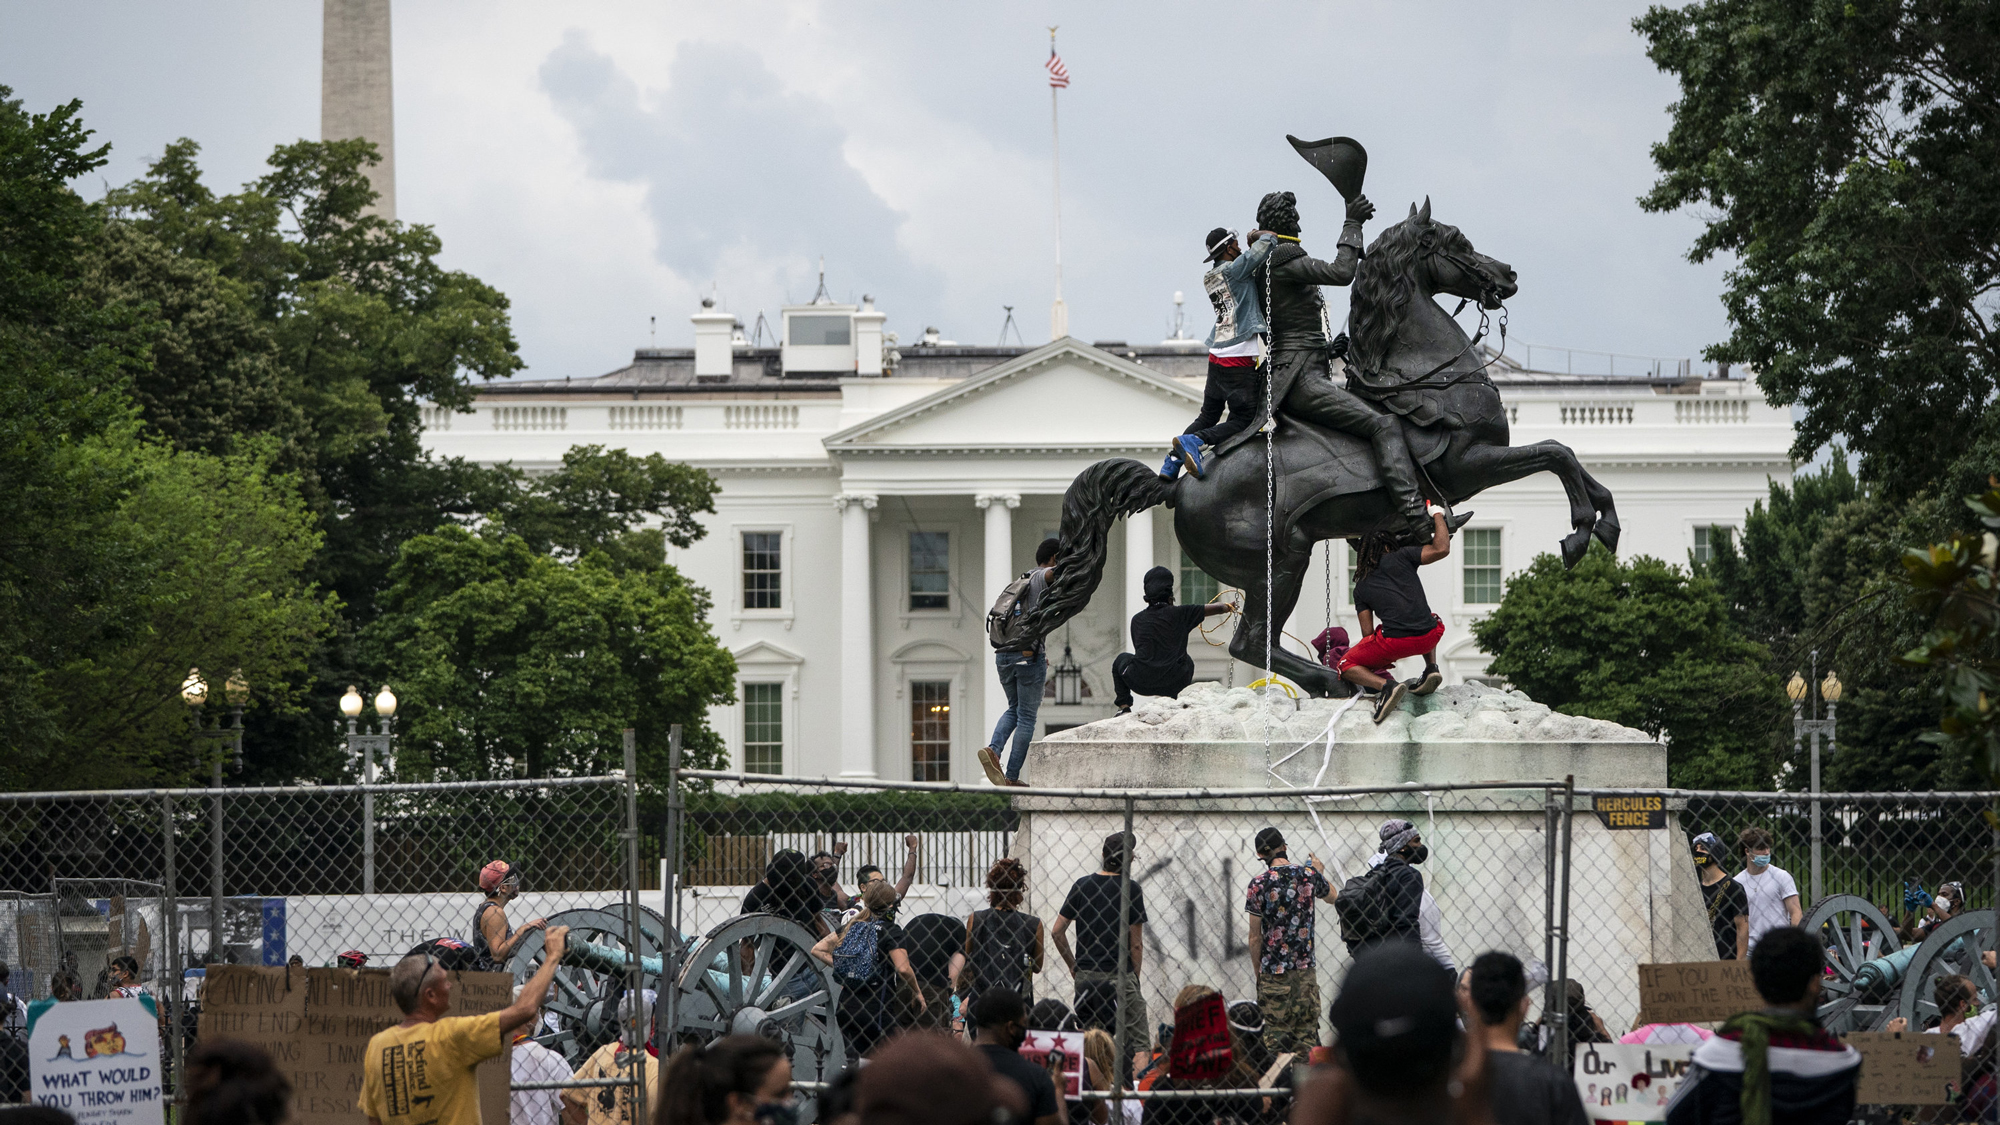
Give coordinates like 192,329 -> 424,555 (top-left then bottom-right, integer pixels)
1354,545 -> 1434,637
1701,876 -> 1749,959
1488,1050 -> 1591,1125
901,913 -> 962,985
980,1044 -> 1060,1121
742,882 -> 824,934
1128,604 -> 1207,679
1059,874 -> 1148,974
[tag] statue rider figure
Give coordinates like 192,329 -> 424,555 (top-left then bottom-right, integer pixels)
1216,190 -> 1432,542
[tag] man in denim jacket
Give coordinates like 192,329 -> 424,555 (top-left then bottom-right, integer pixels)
1163,226 -> 1278,479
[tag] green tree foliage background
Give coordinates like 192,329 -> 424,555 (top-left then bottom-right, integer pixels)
0,88 -> 733,788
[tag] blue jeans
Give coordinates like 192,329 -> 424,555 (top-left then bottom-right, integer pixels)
989,651 -> 1047,779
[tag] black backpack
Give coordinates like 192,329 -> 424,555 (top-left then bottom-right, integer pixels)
967,909 -> 1037,999
1334,865 -> 1392,948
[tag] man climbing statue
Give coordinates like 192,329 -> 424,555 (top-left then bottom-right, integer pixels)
1215,189 -> 1435,543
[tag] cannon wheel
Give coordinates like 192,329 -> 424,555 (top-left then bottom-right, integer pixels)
1898,908 -> 2000,1030
509,905 -> 669,1064
1807,895 -> 1902,1032
670,913 -> 845,1120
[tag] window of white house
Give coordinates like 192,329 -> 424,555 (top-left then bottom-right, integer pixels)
1463,529 -> 1503,604
1180,549 -> 1219,606
909,531 -> 950,610
742,531 -> 782,609
1693,525 -> 1732,564
743,683 -> 783,774
911,681 -> 951,781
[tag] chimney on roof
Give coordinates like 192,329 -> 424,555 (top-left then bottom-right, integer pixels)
854,294 -> 886,377
693,297 -> 735,379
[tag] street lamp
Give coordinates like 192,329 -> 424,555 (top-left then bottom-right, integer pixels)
183,667 -> 247,963
1791,655 -> 1839,902
341,685 -> 397,895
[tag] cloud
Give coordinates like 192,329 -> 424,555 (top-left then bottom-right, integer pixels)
540,32 -> 942,308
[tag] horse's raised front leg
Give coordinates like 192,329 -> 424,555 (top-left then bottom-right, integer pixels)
1227,548 -> 1341,697
1439,439 -> 1606,569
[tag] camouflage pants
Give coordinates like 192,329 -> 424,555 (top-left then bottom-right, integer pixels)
1257,969 -> 1323,1056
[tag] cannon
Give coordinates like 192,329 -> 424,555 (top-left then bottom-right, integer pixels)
1806,895 -> 1904,1032
1895,909 -> 2000,1030
507,905 -> 673,1064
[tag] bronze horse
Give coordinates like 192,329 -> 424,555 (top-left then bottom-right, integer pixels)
1023,201 -> 1620,697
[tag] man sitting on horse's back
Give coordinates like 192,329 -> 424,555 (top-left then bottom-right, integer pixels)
1214,190 -> 1434,544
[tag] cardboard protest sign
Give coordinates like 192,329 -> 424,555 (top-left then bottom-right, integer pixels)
1168,991 -> 1233,1081
1021,1030 -> 1088,1099
1846,1032 -> 1959,1105
30,996 -> 164,1125
1572,1042 -> 1694,1123
1635,962 -> 1761,1025
199,964 -> 511,1125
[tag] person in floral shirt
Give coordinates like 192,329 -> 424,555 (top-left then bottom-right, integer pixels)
1244,827 -> 1335,1054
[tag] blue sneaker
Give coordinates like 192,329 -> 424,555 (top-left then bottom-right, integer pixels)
1174,434 -> 1208,479
1159,449 -> 1182,479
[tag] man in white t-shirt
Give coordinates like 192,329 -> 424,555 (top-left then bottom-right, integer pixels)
1731,826 -> 1801,950
509,982 -> 571,1125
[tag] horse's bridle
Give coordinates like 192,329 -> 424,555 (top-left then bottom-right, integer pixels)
1353,238 -> 1511,395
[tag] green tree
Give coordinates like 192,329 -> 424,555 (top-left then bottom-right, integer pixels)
1472,544 -> 1780,788
1899,481 -> 2000,782
363,526 -> 734,780
1635,0 -> 2000,490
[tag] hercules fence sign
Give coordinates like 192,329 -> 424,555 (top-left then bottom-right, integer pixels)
1593,795 -> 1666,830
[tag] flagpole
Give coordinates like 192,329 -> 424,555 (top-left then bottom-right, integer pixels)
1049,26 -> 1068,341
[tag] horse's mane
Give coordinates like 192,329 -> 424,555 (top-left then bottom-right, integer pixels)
1347,211 -> 1474,375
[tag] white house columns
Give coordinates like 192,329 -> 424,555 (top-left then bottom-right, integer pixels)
836,492 -> 878,777
976,492 -> 1021,735
1123,507 -> 1154,641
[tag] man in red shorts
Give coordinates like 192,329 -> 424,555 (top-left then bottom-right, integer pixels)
1339,508 -> 1455,722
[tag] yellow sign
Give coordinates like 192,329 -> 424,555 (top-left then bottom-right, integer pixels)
1594,794 -> 1666,830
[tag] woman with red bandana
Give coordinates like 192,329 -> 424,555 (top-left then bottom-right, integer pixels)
471,860 -> 545,971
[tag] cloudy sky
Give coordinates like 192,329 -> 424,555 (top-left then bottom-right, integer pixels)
3,1 -> 1729,382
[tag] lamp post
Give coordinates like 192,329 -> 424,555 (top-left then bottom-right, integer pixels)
341,686 -> 397,895
1789,656 -> 1841,903
183,668 -> 247,962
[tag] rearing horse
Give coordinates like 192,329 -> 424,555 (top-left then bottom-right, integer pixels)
1023,200 -> 1620,697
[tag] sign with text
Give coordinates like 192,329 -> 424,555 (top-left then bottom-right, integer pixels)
1635,962 -> 1761,1025
199,965 -> 511,1125
1168,991 -> 1233,1081
1022,1030 -> 1088,1099
30,996 -> 163,1125
1594,795 -> 1667,830
1573,1043 -> 1694,1122
1846,1032 -> 1959,1105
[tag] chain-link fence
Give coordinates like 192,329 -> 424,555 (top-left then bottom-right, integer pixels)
0,771 -> 643,1102
663,770 -> 2000,1121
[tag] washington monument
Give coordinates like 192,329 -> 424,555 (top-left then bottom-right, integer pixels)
322,0 -> 395,220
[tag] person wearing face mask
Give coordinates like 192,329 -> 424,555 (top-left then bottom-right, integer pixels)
971,987 -> 1067,1125
1353,819 -> 1452,970
1694,833 -> 1750,960
1732,827 -> 1801,953
657,1034 -> 795,1125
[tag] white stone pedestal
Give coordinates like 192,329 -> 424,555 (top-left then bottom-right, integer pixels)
1009,682 -> 1710,1038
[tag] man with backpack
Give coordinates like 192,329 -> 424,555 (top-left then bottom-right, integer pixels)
981,537 -> 1062,788
811,882 -> 924,1057
1244,827 -> 1335,1055
1337,819 -> 1427,959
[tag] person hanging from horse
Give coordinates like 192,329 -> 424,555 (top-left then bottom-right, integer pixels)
1339,511 -> 1451,722
1160,225 -> 1279,480
1207,188 -> 1445,546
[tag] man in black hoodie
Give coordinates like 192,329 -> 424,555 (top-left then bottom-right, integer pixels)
1111,567 -> 1234,713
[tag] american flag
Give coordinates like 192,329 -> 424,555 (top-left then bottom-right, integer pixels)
1046,49 -> 1069,88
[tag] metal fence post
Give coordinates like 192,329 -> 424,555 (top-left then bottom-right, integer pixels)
362,733 -> 376,896
1543,784 -> 1558,1048
663,724 -> 683,1054
1554,774 -> 1575,1071
210,756 -> 224,962
622,728 -> 647,1125
1115,795 -> 1135,1095
161,792 -> 181,1098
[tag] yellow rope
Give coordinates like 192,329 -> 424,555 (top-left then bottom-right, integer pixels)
1198,587 -> 1338,654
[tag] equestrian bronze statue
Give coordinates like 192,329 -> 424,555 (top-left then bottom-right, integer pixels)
1024,142 -> 1620,698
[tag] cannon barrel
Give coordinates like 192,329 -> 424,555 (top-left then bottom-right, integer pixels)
1854,943 -> 1922,997
559,936 -> 665,979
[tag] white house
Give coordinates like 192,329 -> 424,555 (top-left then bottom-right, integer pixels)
421,296 -> 1793,781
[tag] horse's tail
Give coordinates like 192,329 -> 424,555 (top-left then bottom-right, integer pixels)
1021,458 -> 1175,639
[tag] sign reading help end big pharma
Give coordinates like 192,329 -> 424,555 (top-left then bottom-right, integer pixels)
29,997 -> 163,1125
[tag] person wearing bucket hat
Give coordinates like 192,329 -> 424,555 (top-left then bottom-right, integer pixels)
470,860 -> 544,971
1159,223 -> 1282,481
1293,943 -> 1479,1123
1693,832 -> 1749,960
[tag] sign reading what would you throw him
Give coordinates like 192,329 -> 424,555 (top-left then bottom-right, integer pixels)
29,997 -> 163,1125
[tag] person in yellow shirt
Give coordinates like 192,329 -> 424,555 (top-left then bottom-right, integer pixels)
360,925 -> 571,1125
562,991 -> 660,1125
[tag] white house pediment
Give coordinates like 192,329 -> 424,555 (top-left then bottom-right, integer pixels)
826,339 -> 1202,452
732,639 -> 806,666
889,640 -> 970,663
